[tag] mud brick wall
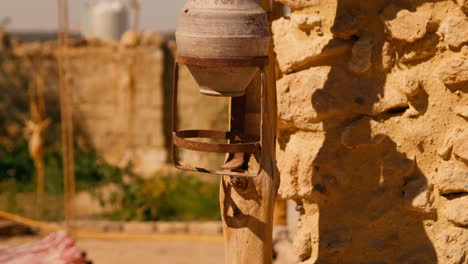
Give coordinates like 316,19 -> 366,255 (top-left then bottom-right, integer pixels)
2,37 -> 227,177
67,47 -> 166,175
273,0 -> 467,263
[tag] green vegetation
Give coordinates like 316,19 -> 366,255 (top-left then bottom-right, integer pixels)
0,139 -> 122,194
0,140 -> 220,221
0,141 -> 34,191
0,33 -> 220,222
108,172 -> 220,221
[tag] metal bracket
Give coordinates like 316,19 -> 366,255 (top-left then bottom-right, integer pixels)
172,56 -> 268,177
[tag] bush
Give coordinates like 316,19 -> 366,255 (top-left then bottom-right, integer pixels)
0,141 -> 34,191
108,172 -> 220,222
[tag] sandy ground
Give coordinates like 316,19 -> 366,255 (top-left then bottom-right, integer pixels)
0,236 -> 225,264
78,240 -> 225,264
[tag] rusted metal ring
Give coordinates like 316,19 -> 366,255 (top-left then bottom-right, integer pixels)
173,130 -> 261,154
177,56 -> 269,68
173,163 -> 258,178
171,62 -> 267,177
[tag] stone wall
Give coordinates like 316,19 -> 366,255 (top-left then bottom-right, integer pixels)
273,0 -> 467,263
1,33 -> 227,177
68,47 -> 166,174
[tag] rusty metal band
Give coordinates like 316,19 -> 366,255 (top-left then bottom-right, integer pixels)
171,61 -> 266,177
174,163 -> 259,177
173,130 -> 260,154
177,56 -> 269,68
172,62 -> 179,139
176,130 -> 259,142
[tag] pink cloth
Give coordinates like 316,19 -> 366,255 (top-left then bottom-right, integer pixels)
0,231 -> 85,264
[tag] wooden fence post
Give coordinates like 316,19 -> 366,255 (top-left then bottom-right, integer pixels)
220,1 -> 282,263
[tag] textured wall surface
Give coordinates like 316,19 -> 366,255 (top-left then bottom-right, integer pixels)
3,35 -> 227,176
68,47 -> 166,175
273,0 -> 467,263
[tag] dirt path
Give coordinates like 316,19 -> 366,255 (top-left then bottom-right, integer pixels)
0,236 -> 225,264
78,240 -> 225,264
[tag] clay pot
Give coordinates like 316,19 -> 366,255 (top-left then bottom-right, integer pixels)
176,0 -> 270,97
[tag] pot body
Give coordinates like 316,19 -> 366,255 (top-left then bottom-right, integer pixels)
176,0 -> 270,97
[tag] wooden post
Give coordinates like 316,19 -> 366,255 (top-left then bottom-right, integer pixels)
27,71 -> 50,220
273,198 -> 288,226
130,0 -> 141,32
57,0 -> 76,229
220,1 -> 282,263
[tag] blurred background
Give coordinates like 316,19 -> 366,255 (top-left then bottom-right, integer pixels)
0,1 -> 235,263
3,0 -> 187,32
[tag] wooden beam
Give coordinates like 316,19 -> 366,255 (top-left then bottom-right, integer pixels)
220,1 -> 283,263
57,0 -> 76,230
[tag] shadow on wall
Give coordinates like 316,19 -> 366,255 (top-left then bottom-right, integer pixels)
307,0 -> 437,263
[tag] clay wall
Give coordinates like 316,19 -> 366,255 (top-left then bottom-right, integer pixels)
0,33 -> 227,176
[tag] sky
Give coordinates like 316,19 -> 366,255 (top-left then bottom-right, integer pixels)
0,0 -> 188,32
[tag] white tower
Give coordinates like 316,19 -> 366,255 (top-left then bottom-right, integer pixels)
90,1 -> 129,41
